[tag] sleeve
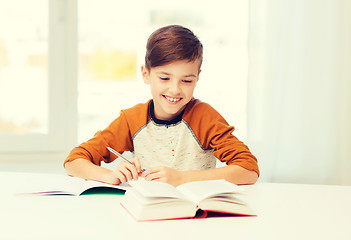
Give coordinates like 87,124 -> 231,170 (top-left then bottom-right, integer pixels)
63,110 -> 134,166
185,101 -> 259,176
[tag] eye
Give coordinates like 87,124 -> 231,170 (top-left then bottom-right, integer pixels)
160,77 -> 169,81
182,80 -> 193,83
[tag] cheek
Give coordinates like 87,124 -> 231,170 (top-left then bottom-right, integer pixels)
184,85 -> 196,96
149,82 -> 163,95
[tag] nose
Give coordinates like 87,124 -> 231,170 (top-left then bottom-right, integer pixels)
168,80 -> 180,94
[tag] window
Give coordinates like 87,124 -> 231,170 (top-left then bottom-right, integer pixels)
0,1 -> 48,136
0,0 -> 248,160
0,0 -> 77,155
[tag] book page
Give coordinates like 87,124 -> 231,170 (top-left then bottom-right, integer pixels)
128,180 -> 187,199
176,179 -> 242,203
121,188 -> 197,221
14,173 -> 85,195
15,174 -> 131,196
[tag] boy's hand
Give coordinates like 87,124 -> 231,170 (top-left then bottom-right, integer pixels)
106,158 -> 142,185
141,166 -> 185,186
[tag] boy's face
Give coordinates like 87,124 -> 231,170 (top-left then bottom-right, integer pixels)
142,60 -> 200,121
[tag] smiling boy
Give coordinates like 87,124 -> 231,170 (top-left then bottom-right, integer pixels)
142,59 -> 199,121
64,25 -> 259,186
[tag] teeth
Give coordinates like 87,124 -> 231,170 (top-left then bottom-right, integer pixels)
165,96 -> 181,102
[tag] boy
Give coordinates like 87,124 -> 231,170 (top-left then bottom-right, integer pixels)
64,25 -> 259,186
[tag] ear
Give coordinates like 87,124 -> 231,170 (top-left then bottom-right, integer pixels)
141,65 -> 150,84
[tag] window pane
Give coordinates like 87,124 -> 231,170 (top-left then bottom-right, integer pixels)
78,0 -> 248,141
0,1 -> 48,135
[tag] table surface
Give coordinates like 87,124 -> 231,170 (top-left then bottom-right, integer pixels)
1,171 -> 350,240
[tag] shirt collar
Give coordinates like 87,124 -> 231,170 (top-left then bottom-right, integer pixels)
149,100 -> 184,126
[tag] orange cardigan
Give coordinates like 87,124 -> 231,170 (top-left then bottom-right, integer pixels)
64,99 -> 259,175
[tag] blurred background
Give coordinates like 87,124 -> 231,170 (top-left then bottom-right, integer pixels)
0,0 -> 350,185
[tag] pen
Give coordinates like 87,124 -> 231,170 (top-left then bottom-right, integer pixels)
107,146 -> 145,172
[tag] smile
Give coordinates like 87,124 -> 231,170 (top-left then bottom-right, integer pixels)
163,95 -> 182,103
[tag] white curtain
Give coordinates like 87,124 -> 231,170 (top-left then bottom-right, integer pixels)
247,0 -> 351,185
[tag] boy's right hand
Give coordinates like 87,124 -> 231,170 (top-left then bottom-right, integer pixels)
106,158 -> 142,185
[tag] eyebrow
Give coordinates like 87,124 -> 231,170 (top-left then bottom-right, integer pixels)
156,72 -> 197,78
184,74 -> 197,78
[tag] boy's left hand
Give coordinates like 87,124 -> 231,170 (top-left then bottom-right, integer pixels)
141,166 -> 185,186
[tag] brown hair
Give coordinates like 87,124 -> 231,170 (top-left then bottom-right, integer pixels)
145,25 -> 203,71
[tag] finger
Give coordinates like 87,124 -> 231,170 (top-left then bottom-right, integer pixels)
140,168 -> 154,178
113,161 -> 133,183
119,167 -> 134,182
116,161 -> 138,180
107,173 -> 121,185
113,170 -> 127,184
142,166 -> 163,176
124,163 -> 139,180
146,175 -> 161,181
144,171 -> 163,181
130,158 -> 142,173
152,177 -> 166,183
141,167 -> 162,179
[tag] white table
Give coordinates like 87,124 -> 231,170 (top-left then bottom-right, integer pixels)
1,172 -> 350,240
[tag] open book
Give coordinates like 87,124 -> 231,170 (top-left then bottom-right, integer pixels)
120,179 -> 255,221
15,173 -> 129,196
